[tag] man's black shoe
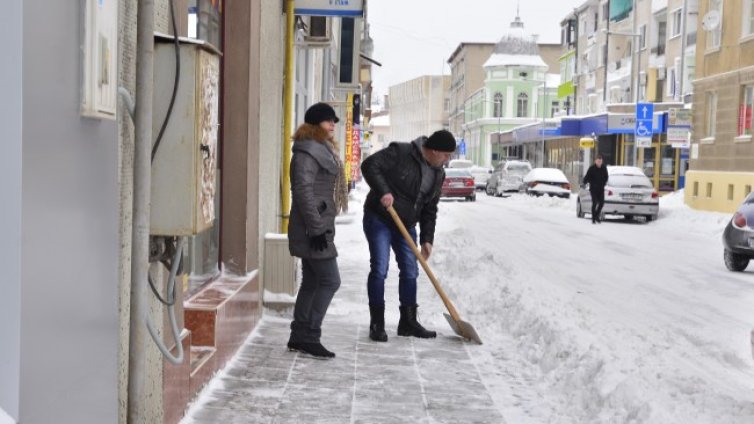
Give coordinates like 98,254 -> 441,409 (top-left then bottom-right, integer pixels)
287,341 -> 335,359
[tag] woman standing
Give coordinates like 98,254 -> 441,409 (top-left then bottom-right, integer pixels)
287,102 -> 349,359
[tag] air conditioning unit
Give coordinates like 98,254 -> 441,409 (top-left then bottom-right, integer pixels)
657,66 -> 666,81
302,16 -> 331,47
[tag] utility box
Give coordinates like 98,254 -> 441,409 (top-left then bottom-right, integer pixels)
151,35 -> 221,236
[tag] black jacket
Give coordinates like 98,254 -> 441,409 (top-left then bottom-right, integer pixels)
361,138 -> 444,245
583,164 -> 609,192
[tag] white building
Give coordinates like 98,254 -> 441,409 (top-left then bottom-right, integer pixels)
388,75 -> 450,141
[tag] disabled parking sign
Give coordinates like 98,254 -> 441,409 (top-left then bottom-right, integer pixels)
635,102 -> 654,148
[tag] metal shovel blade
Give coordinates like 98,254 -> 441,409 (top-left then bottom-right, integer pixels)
444,313 -> 483,345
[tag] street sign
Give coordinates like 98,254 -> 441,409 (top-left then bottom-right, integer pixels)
668,108 -> 692,127
635,102 -> 654,140
294,0 -> 364,16
458,139 -> 466,156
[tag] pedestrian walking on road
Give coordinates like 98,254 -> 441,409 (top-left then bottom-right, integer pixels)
360,130 -> 456,342
287,102 -> 349,359
583,154 -> 609,224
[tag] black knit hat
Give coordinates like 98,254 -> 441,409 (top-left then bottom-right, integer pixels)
424,130 -> 456,152
305,102 -> 340,125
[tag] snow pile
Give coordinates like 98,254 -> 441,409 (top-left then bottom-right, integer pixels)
658,189 -> 731,236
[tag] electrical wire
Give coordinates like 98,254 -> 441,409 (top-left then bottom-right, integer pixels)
151,0 -> 181,163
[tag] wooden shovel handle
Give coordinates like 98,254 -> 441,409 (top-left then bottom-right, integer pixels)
386,206 -> 461,322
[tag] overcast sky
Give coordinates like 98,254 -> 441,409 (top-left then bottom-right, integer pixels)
368,0 -> 586,103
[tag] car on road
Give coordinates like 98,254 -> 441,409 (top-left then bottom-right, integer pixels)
577,166 -> 659,222
441,168 -> 476,201
486,160 -> 532,197
722,191 -> 754,271
469,165 -> 492,190
522,168 -> 571,198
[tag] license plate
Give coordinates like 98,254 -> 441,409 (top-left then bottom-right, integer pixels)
450,182 -> 463,188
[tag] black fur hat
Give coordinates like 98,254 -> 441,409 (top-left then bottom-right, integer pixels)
424,130 -> 456,152
304,102 -> 340,125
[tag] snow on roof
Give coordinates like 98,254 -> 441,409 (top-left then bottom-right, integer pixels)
370,115 -> 390,127
484,53 -> 547,69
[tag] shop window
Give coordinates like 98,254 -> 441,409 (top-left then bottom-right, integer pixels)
693,181 -> 699,197
738,85 -> 754,136
728,184 -> 735,200
706,182 -> 713,198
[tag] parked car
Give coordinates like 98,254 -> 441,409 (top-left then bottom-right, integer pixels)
486,160 -> 532,197
577,166 -> 659,222
469,165 -> 492,190
522,168 -> 571,198
722,191 -> 754,272
441,168 -> 476,201
448,159 -> 473,169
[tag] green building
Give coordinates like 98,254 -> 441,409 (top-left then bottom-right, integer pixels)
462,15 -> 562,167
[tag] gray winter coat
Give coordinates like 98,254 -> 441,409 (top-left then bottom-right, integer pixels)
288,126 -> 340,259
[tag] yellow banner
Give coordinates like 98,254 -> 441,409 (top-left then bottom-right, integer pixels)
345,93 -> 353,184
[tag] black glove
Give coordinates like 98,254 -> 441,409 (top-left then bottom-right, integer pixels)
309,233 -> 328,251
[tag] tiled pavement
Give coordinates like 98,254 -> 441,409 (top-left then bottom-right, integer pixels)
181,214 -> 506,424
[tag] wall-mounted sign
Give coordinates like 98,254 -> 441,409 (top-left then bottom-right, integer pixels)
294,0 -> 364,16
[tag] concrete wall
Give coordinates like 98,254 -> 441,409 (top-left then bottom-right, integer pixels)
0,0 -> 23,421
258,0 -> 285,265
20,1 -> 119,422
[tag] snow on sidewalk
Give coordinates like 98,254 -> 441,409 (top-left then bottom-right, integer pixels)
181,186 -> 504,424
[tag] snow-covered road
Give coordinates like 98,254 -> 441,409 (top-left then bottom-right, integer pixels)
413,191 -> 754,423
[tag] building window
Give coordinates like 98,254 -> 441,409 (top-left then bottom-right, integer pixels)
705,91 -> 717,138
656,21 -> 667,55
551,101 -> 559,117
707,0 -> 723,49
671,9 -> 683,38
517,93 -> 529,118
493,92 -> 503,117
739,85 -> 754,136
744,0 -> 754,37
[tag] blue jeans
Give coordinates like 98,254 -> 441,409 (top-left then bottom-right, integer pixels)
363,211 -> 419,307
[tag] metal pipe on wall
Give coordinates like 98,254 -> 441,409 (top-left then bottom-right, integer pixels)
281,0 -> 295,233
128,0 -> 154,421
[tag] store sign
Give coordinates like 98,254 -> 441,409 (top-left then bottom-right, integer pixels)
345,93 -> 353,183
579,138 -> 595,149
294,0 -> 363,16
668,127 -> 690,148
668,108 -> 692,127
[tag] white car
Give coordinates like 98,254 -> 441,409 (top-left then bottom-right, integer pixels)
576,166 -> 659,222
522,168 -> 571,198
486,160 -> 532,196
469,166 -> 492,190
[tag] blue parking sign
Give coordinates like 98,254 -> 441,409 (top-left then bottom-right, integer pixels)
635,102 -> 654,138
458,139 -> 466,155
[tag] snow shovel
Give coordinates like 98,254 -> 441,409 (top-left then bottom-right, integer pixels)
386,206 -> 483,344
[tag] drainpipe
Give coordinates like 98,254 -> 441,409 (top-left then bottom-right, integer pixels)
127,0 -> 154,422
281,0 -> 295,233
679,0 -> 689,102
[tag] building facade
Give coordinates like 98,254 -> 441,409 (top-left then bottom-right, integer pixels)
388,75 -> 451,141
447,43 -> 496,139
686,0 -> 754,212
462,15 -> 562,168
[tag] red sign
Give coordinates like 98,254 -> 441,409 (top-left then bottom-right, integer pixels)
351,124 -> 361,181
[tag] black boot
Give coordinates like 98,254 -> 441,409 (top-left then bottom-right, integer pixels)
369,305 -> 388,342
287,340 -> 335,359
397,305 -> 436,338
